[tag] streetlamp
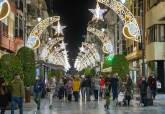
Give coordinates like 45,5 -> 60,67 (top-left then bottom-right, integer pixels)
141,0 -> 146,78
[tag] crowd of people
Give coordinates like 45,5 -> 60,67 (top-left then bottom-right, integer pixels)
0,73 -> 159,114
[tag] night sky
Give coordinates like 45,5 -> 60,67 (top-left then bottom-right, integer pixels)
46,0 -> 96,68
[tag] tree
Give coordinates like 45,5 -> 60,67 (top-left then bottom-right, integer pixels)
81,67 -> 96,76
51,69 -> 63,80
0,54 -> 23,84
103,55 -> 113,69
112,54 -> 129,80
17,47 -> 35,86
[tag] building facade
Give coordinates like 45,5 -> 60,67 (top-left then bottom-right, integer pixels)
145,0 -> 165,92
0,0 -> 24,57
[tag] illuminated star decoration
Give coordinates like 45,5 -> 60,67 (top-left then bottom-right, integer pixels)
89,2 -> 107,21
60,41 -> 67,49
52,21 -> 66,36
80,46 -> 85,52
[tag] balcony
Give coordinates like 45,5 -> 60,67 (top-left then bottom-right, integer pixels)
0,34 -> 16,52
146,1 -> 165,28
126,48 -> 142,61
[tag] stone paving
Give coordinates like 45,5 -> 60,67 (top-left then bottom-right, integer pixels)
5,94 -> 165,114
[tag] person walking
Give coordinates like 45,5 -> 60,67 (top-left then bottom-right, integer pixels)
66,77 -> 73,102
94,76 -> 100,101
11,74 -> 25,114
140,77 -> 148,106
110,73 -> 119,100
58,78 -> 65,101
124,75 -> 133,106
80,77 -> 86,101
104,80 -> 111,110
47,79 -> 56,109
0,76 -> 10,114
33,76 -> 44,110
73,76 -> 80,102
148,75 -> 156,99
100,77 -> 105,99
84,76 -> 92,101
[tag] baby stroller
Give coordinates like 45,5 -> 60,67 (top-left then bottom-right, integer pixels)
116,92 -> 125,106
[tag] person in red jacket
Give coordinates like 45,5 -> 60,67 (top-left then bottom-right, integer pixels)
100,77 -> 105,99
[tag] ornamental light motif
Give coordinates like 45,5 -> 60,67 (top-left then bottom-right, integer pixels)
87,26 -> 114,55
52,21 -> 66,36
74,42 -> 100,71
97,0 -> 141,41
27,16 -> 60,49
0,0 -> 10,20
89,1 -> 107,21
40,37 -> 64,59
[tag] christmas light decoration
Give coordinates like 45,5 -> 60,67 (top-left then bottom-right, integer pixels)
87,26 -> 114,55
27,16 -> 60,49
97,0 -> 141,41
74,42 -> 100,71
89,1 -> 107,21
0,0 -> 10,20
52,21 -> 66,36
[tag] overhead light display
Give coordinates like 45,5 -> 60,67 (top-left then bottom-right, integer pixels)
102,42 -> 114,54
89,1 -> 107,21
52,21 -> 66,36
74,42 -> 100,71
87,26 -> 114,55
27,16 -> 60,49
0,0 -> 10,20
97,0 -> 141,42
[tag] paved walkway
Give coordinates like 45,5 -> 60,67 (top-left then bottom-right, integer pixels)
5,94 -> 165,114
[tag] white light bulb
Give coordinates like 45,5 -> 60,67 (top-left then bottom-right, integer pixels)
121,0 -> 126,4
37,17 -> 42,22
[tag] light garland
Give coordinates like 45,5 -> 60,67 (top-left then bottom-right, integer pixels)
97,0 -> 141,42
74,42 -> 100,71
27,16 -> 60,49
40,37 -> 64,59
0,0 -> 10,20
87,26 -> 114,55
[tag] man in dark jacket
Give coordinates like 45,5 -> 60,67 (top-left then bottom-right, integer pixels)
33,76 -> 44,110
140,78 -> 148,106
110,73 -> 119,100
148,75 -> 156,99
0,76 -> 10,114
83,76 -> 91,101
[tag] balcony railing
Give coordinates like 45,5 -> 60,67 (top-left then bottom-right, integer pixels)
0,33 -> 16,52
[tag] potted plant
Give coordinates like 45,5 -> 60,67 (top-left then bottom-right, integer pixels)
0,54 -> 23,84
0,53 -> 23,109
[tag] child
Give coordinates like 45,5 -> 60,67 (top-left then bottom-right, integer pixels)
104,81 -> 110,110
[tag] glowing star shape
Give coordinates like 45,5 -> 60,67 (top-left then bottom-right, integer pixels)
60,41 -> 66,49
89,3 -> 107,21
52,21 -> 66,36
80,46 -> 85,52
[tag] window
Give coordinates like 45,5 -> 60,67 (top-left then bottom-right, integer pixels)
147,0 -> 165,10
148,24 -> 165,43
15,13 -> 23,38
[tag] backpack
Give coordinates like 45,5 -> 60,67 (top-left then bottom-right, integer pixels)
34,81 -> 43,93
